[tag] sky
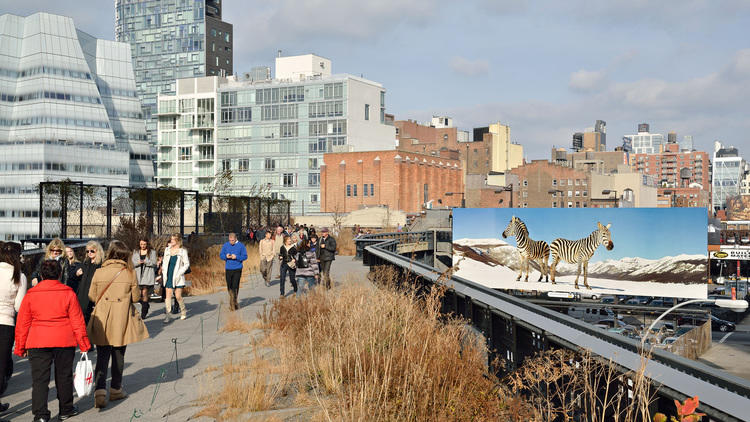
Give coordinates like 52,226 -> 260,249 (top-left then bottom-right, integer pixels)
452,208 -> 707,261
3,1 -> 750,158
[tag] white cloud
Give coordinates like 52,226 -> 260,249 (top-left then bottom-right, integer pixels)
449,56 -> 490,77
569,69 -> 607,93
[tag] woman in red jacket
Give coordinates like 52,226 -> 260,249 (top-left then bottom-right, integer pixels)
15,260 -> 91,422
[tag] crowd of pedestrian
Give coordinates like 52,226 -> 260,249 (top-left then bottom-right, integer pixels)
0,222 -> 338,421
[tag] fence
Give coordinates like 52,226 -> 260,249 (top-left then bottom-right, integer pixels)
670,320 -> 712,360
38,181 -> 291,239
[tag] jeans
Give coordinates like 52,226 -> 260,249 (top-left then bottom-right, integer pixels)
320,260 -> 333,289
279,264 -> 297,296
225,268 -> 242,309
94,345 -> 127,390
296,276 -> 316,291
259,258 -> 273,285
0,324 -> 13,398
28,347 -> 75,420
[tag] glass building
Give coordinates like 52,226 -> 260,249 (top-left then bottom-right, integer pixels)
115,0 -> 233,150
156,54 -> 396,214
712,141 -> 746,211
624,124 -> 665,155
0,12 -> 151,240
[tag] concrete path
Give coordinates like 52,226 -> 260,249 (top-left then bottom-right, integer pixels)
1,256 -> 369,421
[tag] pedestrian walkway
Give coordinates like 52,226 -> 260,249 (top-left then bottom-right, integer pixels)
1,256 -> 368,421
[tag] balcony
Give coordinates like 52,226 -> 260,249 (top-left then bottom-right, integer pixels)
197,155 -> 215,161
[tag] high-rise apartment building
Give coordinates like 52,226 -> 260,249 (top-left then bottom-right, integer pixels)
571,120 -> 606,152
155,54 -> 395,213
712,141 -> 747,211
0,13 -> 150,240
115,0 -> 233,146
624,123 -> 665,154
681,135 -> 694,152
630,143 -> 710,190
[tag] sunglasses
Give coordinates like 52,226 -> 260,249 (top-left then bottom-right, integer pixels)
51,249 -> 62,253
86,250 -> 96,254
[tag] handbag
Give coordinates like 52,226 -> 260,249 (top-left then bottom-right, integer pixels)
73,352 -> 94,397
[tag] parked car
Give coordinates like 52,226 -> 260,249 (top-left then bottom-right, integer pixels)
608,326 -> 639,339
649,298 -> 675,308
677,315 -> 736,332
595,317 -> 630,329
601,296 -> 616,304
567,306 -> 615,323
625,297 -> 651,306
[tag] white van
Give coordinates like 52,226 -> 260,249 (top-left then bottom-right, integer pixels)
566,306 -> 615,323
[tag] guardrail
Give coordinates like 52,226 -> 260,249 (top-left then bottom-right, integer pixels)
358,231 -> 750,422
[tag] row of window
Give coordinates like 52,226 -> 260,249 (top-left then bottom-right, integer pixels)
95,82 -> 139,98
309,120 -> 346,136
220,107 -> 252,123
551,202 -> 589,208
0,116 -> 110,129
130,153 -> 155,161
0,186 -> 36,195
1,139 -> 120,151
0,91 -> 102,105
0,66 -> 92,81
0,161 -> 127,175
209,28 -> 231,43
252,86 -> 306,105
261,104 -> 298,121
0,210 -> 60,218
309,136 -> 345,153
106,108 -> 144,120
548,191 -> 588,198
550,178 -> 587,187
308,101 -> 344,118
346,184 -> 375,197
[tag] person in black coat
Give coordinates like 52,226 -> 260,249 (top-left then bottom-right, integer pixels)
278,236 -> 298,297
316,228 -> 336,289
75,241 -> 104,323
30,239 -> 70,287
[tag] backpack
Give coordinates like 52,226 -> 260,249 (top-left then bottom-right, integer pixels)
297,251 -> 310,269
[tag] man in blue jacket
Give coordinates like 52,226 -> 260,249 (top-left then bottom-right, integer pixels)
220,233 -> 247,311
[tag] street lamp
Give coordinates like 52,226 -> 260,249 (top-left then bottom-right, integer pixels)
548,189 -> 563,208
445,192 -> 465,208
602,189 -> 619,208
494,184 -> 513,208
642,298 -> 748,349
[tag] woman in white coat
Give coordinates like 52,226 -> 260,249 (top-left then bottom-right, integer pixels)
0,242 -> 26,411
161,234 -> 190,322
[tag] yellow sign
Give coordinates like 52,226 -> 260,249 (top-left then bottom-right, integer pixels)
713,251 -> 729,259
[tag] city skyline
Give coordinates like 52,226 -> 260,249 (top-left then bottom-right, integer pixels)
3,1 -> 750,159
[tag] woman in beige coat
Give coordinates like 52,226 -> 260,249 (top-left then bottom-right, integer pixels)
87,240 -> 149,409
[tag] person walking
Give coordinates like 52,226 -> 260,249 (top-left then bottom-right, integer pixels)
64,247 -> 81,293
278,235 -> 298,297
272,226 -> 285,282
0,243 -> 26,414
87,240 -> 149,409
258,231 -> 274,287
162,234 -> 190,322
294,239 -> 319,292
220,233 -> 247,311
15,260 -> 91,422
30,238 -> 69,287
317,227 -> 337,289
132,238 -> 157,319
76,241 -> 104,324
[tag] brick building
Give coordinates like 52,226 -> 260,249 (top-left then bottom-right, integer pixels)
630,143 -> 710,191
509,160 -> 591,208
395,117 -> 469,156
657,187 -> 711,208
552,149 -> 628,175
320,150 -> 462,213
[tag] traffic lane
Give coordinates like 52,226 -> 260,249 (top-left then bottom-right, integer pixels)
712,331 -> 750,345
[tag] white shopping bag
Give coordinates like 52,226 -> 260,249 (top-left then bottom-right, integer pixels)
73,352 -> 94,397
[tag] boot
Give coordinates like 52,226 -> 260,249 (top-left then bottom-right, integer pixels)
141,301 -> 150,319
233,288 -> 240,310
109,387 -> 128,401
164,298 -> 172,323
177,298 -> 187,320
94,389 -> 107,408
228,290 -> 237,311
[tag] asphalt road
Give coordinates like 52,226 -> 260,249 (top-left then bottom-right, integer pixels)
712,330 -> 750,346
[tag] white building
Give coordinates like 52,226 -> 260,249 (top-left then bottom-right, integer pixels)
712,140 -> 746,211
0,13 -> 152,241
156,54 -> 396,213
624,124 -> 665,154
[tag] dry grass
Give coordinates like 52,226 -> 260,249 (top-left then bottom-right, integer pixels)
335,230 -> 356,256
199,272 -> 512,421
186,242 -> 260,296
220,310 -> 257,334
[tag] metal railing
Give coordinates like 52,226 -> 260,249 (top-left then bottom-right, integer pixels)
358,231 -> 750,422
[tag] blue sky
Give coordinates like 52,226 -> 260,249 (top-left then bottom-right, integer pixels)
5,1 -> 750,157
453,208 -> 707,261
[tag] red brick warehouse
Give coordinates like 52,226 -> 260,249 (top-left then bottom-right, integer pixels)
320,150 -> 463,213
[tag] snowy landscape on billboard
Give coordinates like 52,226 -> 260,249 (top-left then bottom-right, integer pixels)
452,208 -> 708,299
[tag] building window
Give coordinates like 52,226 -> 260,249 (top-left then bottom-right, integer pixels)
575,179 -> 580,185
552,179 -> 557,186
582,179 -> 587,186
238,159 -> 249,172
224,32 -> 230,42
576,201 -> 580,208
424,184 -> 429,203
308,158 -> 318,169
523,180 -> 528,187
364,185 -> 369,197
311,194 -> 318,203
523,203 -> 528,208
522,191 -> 528,198
370,184 -> 374,196
308,173 -> 320,186
568,191 -> 572,197
568,201 -> 573,208
264,158 -> 275,171
568,179 -> 572,185
552,202 -> 557,208
346,185 -> 351,197
221,159 -> 231,172
179,147 -> 191,160
575,191 -> 580,197
364,104 -> 370,121
353,184 -> 358,196
283,173 -> 295,187
583,191 -> 588,197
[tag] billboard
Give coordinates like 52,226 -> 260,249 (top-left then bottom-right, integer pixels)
452,208 -> 707,299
